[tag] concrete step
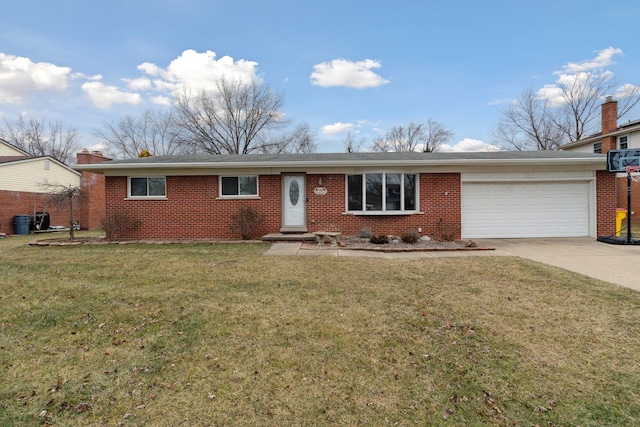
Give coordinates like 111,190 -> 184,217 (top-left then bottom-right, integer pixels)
262,233 -> 316,242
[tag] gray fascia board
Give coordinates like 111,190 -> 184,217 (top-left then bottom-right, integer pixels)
76,156 -> 606,175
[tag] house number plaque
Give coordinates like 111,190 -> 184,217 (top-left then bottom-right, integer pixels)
314,187 -> 327,196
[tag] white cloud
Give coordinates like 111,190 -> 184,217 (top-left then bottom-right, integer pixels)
311,59 -> 389,89
0,53 -> 71,104
150,95 -> 173,106
82,80 -> 143,110
321,122 -> 354,135
439,138 -> 501,153
138,49 -> 261,96
559,47 -> 622,74
124,77 -> 152,91
536,48 -> 623,107
615,83 -> 640,99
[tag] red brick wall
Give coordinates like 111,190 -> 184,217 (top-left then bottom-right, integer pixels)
105,175 -> 281,239
597,170 -> 617,236
0,190 -> 79,234
77,151 -> 110,230
105,173 -> 462,240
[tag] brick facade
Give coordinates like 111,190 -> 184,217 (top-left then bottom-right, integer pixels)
77,150 -> 110,230
105,173 -> 463,240
596,170 -> 617,236
104,170 -> 615,241
0,189 -> 79,234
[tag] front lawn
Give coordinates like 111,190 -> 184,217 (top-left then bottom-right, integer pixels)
1,233 -> 639,426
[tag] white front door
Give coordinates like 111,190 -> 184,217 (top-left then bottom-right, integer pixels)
281,174 -> 307,232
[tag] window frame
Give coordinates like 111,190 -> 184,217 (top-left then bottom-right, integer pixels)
345,172 -> 419,215
619,135 -> 628,150
127,176 -> 167,200
218,175 -> 260,199
593,142 -> 602,154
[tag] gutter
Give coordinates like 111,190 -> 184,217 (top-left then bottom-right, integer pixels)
75,156 -> 607,174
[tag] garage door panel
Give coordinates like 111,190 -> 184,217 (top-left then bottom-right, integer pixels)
462,182 -> 591,238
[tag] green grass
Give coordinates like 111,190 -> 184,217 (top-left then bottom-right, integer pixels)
1,232 -> 639,426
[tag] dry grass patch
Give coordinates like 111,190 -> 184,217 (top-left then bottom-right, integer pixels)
1,233 -> 639,425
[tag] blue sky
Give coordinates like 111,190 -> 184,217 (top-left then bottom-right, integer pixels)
1,0 -> 639,155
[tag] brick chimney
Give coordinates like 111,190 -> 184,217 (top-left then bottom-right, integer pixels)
601,96 -> 618,154
77,149 -> 111,230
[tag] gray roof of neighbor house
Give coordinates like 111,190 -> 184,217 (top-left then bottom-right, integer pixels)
74,151 -> 607,175
561,118 -> 640,149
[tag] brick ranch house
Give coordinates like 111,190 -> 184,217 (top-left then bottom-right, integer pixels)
562,96 -> 640,226
74,151 -> 616,241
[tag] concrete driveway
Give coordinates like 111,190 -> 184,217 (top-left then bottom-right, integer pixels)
476,237 -> 640,291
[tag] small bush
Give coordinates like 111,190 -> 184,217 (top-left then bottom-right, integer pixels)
358,227 -> 372,238
101,210 -> 142,241
369,234 -> 389,244
401,231 -> 420,244
230,205 -> 265,240
436,219 -> 460,242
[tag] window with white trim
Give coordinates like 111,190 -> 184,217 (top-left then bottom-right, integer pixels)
347,173 -> 417,212
619,135 -> 628,150
129,177 -> 166,198
593,142 -> 602,154
220,176 -> 258,197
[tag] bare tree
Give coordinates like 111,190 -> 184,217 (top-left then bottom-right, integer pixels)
342,131 -> 365,153
96,109 -> 183,158
173,77 -> 313,155
495,71 -> 640,150
42,183 -> 83,240
258,123 -> 316,154
371,119 -> 453,152
422,118 -> 455,152
494,88 -> 565,151
0,116 -> 79,164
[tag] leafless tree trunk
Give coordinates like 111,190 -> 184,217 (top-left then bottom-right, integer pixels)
96,109 -> 184,158
0,116 -> 79,164
371,119 -> 453,152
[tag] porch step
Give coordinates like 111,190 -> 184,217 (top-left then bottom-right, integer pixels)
262,233 -> 316,242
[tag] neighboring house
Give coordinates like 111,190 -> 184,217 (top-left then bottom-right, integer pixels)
74,151 -> 615,240
562,97 -> 640,223
0,139 -> 109,234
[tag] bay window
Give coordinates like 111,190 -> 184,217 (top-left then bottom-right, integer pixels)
347,173 -> 417,213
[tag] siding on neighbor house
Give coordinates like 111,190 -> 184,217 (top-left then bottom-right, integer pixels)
104,173 -> 463,240
0,158 -> 81,193
0,143 -> 25,156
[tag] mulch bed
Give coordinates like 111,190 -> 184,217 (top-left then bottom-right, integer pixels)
28,235 -> 494,252
303,235 -> 493,252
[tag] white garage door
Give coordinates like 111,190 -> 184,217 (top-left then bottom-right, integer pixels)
461,181 -> 591,238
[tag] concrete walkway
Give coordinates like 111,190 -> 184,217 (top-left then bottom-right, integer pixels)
264,238 -> 640,291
